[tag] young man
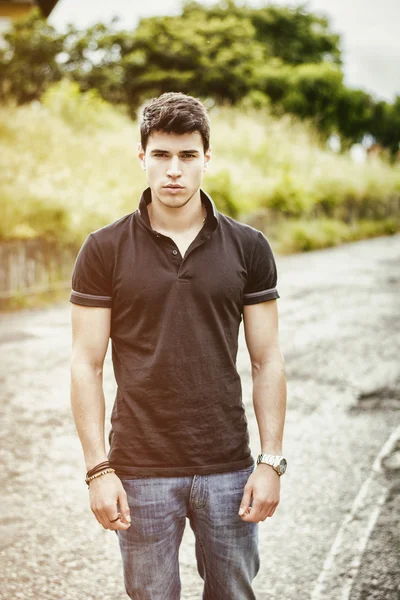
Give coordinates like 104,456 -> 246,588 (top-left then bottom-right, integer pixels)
70,92 -> 287,600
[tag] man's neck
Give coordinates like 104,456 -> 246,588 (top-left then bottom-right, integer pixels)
148,189 -> 205,235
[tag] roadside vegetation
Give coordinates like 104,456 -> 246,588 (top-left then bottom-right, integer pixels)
2,4 -> 400,156
1,80 -> 398,254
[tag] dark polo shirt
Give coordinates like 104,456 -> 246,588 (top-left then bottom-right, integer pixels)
70,187 -> 280,477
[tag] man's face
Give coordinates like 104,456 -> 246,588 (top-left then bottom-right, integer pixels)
138,130 -> 211,208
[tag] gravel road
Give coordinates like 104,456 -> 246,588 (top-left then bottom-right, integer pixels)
0,233 -> 399,600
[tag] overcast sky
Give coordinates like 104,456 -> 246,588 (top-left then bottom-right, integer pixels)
49,0 -> 400,103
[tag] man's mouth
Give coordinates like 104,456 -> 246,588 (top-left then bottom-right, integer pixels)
164,184 -> 184,189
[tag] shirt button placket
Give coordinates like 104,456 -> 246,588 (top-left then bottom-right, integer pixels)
171,247 -> 182,273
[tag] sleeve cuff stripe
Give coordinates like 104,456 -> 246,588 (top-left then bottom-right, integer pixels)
71,290 -> 112,301
244,287 -> 277,299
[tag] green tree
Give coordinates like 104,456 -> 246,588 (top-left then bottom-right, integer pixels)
334,88 -> 375,141
0,9 -> 65,103
281,62 -> 344,132
120,11 -> 266,110
369,97 -> 400,156
182,1 -> 342,66
249,3 -> 342,66
61,20 -> 128,105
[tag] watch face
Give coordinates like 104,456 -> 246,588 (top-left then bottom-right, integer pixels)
279,458 -> 287,474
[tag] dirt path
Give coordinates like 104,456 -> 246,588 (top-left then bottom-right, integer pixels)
0,233 -> 399,600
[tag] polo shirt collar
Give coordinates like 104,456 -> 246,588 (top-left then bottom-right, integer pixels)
137,187 -> 219,233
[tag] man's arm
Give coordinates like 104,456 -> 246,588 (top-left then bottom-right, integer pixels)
70,304 -> 130,531
239,299 -> 287,523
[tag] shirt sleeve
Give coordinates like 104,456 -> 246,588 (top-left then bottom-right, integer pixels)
70,233 -> 113,308
243,231 -> 280,305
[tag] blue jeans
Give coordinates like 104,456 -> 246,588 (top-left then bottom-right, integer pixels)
116,464 -> 260,599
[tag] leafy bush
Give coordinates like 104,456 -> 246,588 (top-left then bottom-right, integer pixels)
274,218 -> 398,253
204,169 -> 239,218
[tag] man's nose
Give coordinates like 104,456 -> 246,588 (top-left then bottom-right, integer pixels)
166,157 -> 182,177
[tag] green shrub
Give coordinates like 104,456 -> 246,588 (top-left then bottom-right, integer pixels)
274,218 -> 399,254
263,165 -> 311,217
204,169 -> 239,218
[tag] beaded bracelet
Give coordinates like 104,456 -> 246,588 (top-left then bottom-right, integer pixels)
86,461 -> 111,479
85,468 -> 115,487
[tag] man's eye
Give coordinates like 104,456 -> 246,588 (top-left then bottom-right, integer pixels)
154,153 -> 168,158
181,154 -> 196,159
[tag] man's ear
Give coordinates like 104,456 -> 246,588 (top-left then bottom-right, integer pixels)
138,143 -> 146,170
204,145 -> 212,171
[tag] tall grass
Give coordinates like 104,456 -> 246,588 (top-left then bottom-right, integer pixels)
0,80 -> 399,252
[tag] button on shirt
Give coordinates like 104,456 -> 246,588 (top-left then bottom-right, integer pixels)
70,187 -> 280,477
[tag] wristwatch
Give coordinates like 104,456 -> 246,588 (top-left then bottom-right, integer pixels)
256,453 -> 287,476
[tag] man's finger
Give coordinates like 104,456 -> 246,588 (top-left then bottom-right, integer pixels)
104,505 -> 131,531
92,506 -> 110,530
107,512 -> 127,531
109,512 -> 122,524
238,483 -> 252,517
118,489 -> 131,525
268,503 -> 278,518
241,498 -> 264,522
99,501 -> 120,530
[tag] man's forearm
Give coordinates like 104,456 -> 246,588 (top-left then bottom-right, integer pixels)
70,360 -> 108,471
251,356 -> 287,454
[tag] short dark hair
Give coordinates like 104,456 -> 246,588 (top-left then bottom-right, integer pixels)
140,92 -> 210,153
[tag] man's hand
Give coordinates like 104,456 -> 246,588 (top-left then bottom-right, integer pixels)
89,473 -> 131,531
238,464 -> 280,522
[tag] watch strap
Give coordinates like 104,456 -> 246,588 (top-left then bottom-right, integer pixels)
256,453 -> 286,476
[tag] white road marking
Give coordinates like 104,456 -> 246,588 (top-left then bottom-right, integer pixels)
311,425 -> 400,600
